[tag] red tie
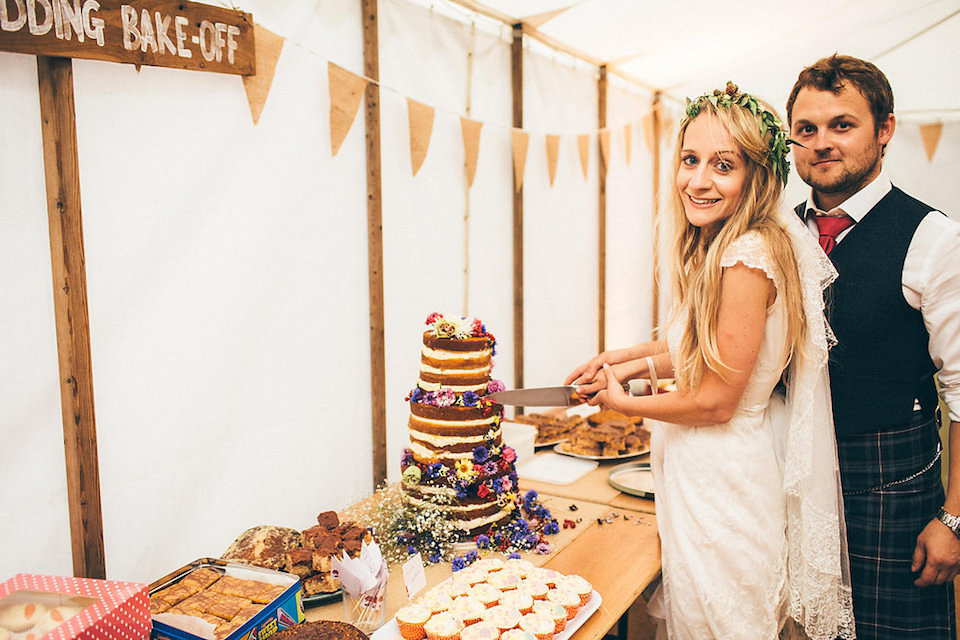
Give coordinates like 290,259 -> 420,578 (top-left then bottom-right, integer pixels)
814,213 -> 855,254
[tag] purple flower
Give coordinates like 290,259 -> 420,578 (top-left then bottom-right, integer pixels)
400,448 -> 415,468
409,387 -> 424,403
452,556 -> 466,571
429,553 -> 442,564
426,463 -> 444,479
491,478 -> 503,493
487,380 -> 505,394
465,550 -> 478,564
455,483 -> 469,499
473,446 -> 490,463
475,534 -> 491,549
507,552 -> 521,560
407,545 -> 417,555
535,542 -> 551,554
462,391 -> 479,406
543,520 -> 560,535
483,461 -> 499,476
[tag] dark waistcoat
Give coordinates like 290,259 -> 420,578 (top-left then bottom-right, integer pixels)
795,186 -> 938,436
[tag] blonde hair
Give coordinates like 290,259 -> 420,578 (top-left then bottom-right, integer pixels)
668,99 -> 807,392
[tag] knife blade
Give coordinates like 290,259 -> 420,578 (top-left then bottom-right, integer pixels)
485,382 -> 638,406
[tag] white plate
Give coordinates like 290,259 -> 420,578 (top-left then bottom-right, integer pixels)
608,462 -> 655,498
516,452 -> 598,485
554,442 -> 650,461
370,589 -> 603,639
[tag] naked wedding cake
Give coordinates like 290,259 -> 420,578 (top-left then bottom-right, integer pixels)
401,313 -> 519,536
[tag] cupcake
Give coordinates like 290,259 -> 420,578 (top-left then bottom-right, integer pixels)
472,557 -> 505,573
500,630 -> 537,640
503,558 -> 535,576
395,602 -> 432,640
460,621 -> 501,640
498,591 -> 533,615
516,579 -> 548,601
519,613 -> 556,640
452,566 -> 489,587
423,611 -> 465,640
429,580 -> 468,600
532,600 -> 568,633
487,572 -> 521,591
546,588 -> 580,620
419,591 -> 454,615
449,596 -> 487,626
482,604 -> 522,634
0,602 -> 47,632
527,568 -> 560,588
36,605 -> 82,633
468,583 -> 503,608
556,574 -> 593,606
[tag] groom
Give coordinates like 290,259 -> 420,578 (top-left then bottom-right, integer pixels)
787,54 -> 960,638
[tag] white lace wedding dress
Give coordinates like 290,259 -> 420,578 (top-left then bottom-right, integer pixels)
650,225 -> 855,640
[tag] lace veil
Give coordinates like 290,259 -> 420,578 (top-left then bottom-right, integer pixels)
777,211 -> 856,639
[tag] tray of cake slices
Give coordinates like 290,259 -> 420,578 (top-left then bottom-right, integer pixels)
371,557 -> 600,640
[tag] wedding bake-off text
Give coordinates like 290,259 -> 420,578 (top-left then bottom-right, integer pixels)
0,0 -> 255,75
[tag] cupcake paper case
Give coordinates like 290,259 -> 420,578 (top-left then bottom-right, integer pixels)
0,602 -> 47,632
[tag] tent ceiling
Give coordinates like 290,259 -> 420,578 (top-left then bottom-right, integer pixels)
456,0 -> 960,121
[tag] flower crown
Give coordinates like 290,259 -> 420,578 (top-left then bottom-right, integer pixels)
684,81 -> 791,186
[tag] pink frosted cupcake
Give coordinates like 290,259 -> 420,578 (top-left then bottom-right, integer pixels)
532,601 -> 568,633
452,566 -> 489,587
460,621 -> 502,640
424,611 -> 465,640
487,571 -> 521,592
555,574 -> 593,606
546,588 -> 581,620
419,591 -> 454,615
482,604 -> 522,634
449,596 -> 487,626
498,590 -> 533,615
469,582 -> 503,608
428,580 -> 469,600
472,557 -> 506,573
503,558 -> 535,577
516,579 -> 548,601
519,613 -> 556,640
395,603 -> 433,640
527,568 -> 560,588
500,630 -> 536,640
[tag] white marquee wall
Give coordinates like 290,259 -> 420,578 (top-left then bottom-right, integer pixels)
1,0 -> 955,585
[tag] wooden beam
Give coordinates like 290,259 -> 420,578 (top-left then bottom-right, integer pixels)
36,55 -> 105,580
511,23 -> 524,408
361,0 -> 387,487
597,65 -> 607,353
650,92 -> 662,337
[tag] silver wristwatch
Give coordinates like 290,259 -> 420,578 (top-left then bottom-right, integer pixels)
937,507 -> 960,538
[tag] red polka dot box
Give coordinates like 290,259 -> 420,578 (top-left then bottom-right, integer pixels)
0,573 -> 150,639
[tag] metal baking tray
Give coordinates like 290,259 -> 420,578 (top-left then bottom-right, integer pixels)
607,461 -> 655,499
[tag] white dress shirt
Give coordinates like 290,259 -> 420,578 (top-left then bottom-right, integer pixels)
802,171 -> 960,422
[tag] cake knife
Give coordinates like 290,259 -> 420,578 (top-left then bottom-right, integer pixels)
486,380 -> 649,406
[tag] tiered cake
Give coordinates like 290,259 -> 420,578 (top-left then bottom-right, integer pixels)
401,313 -> 518,536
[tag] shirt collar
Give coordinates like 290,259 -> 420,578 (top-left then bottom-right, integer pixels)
803,171 -> 892,222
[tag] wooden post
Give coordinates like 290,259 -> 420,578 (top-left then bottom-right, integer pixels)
597,65 -> 607,352
361,0 -> 387,487
511,23 -> 524,405
36,56 -> 106,580
650,92 -> 662,336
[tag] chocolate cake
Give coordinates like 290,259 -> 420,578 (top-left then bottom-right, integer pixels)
272,620 -> 368,639
401,313 -> 519,536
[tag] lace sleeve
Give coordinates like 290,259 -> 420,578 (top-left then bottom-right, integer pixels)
720,231 -> 781,287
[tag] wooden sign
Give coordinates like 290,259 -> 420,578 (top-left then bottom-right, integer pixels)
0,0 -> 255,75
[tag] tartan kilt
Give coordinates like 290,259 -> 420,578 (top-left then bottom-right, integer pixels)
838,410 -> 955,639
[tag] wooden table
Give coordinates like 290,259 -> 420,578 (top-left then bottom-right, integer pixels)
305,450 -> 661,639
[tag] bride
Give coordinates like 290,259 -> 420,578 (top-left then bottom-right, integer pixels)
566,83 -> 855,639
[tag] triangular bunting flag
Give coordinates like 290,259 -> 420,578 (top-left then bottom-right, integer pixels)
545,134 -> 560,186
919,122 -> 943,161
407,98 -> 435,176
511,129 -> 529,192
577,134 -> 590,180
460,117 -> 483,187
242,24 -> 285,125
624,123 -> 632,165
599,128 -> 610,168
657,102 -> 675,144
523,6 -> 571,28
641,111 -> 655,156
328,62 -> 367,156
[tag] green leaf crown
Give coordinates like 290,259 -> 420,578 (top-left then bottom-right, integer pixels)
684,81 -> 792,186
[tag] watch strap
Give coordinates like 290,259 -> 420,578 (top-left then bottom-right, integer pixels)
937,507 -> 960,538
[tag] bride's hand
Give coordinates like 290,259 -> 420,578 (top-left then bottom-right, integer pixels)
565,352 -> 613,387
589,364 -> 627,409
